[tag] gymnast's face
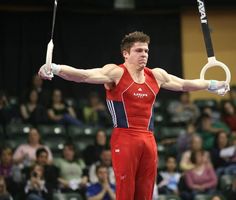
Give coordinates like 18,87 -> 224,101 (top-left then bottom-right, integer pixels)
123,42 -> 149,69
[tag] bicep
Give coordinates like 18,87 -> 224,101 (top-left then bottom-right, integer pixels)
159,71 -> 185,91
80,68 -> 113,84
152,68 -> 185,91
60,64 -> 117,84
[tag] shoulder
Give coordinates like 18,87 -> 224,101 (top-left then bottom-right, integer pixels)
102,64 -> 123,77
151,68 -> 171,85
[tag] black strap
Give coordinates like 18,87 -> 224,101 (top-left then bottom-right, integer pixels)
197,0 -> 214,58
51,0 -> 58,40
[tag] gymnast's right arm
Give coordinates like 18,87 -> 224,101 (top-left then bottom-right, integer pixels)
38,63 -> 121,84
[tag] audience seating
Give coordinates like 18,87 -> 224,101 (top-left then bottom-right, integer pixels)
159,126 -> 185,140
194,99 -> 218,110
158,195 -> 181,200
6,123 -> 32,135
38,124 -> 66,136
53,192 -> 83,200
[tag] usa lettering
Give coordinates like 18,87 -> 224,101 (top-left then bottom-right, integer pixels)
197,0 -> 207,24
133,93 -> 148,98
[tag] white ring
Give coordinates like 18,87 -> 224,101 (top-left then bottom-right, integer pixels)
200,57 -> 231,84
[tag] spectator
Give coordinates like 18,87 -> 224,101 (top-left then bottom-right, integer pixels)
47,89 -> 82,126
210,195 -> 224,200
0,176 -> 13,200
197,113 -> 229,150
86,164 -> 115,200
13,128 -> 53,168
202,106 -> 221,124
221,101 -> 236,131
158,156 -> 181,195
20,89 -> 47,126
24,163 -> 50,200
225,176 -> 236,200
0,147 -> 22,199
229,85 -> 236,107
0,91 -> 13,131
54,143 -> 88,195
211,131 -> 236,175
177,122 -> 197,156
23,147 -> 59,200
23,74 -> 51,106
182,150 -> 217,200
167,92 -> 200,124
89,148 -> 115,185
211,131 -> 228,174
180,134 -> 211,172
83,92 -> 111,127
83,129 -> 108,166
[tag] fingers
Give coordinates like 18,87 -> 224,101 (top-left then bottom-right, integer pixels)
38,64 -> 53,80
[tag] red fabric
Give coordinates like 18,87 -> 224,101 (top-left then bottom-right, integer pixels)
106,64 -> 159,130
110,128 -> 158,200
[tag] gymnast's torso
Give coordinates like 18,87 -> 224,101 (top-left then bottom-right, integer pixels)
106,64 -> 160,132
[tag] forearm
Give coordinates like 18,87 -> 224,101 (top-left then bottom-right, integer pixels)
53,64 -> 88,83
107,188 -> 116,200
181,79 -> 209,91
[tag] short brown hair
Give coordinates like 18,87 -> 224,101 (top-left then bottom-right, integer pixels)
190,150 -> 204,164
120,31 -> 150,53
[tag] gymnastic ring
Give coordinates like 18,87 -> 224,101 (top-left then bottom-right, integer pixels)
200,56 -> 231,84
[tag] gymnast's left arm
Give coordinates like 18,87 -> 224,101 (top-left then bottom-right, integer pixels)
152,68 -> 229,94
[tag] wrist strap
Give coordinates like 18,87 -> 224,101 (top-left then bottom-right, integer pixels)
51,63 -> 61,75
208,80 -> 218,91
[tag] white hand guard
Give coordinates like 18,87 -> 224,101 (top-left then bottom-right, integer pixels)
208,80 -> 230,96
38,64 -> 53,80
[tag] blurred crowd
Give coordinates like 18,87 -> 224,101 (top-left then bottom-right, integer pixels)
1,74 -> 236,200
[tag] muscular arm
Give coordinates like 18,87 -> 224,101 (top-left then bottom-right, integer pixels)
47,63 -> 122,84
152,68 -> 209,91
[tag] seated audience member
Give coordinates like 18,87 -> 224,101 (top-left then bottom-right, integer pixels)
0,91 -> 14,130
20,89 -> 47,126
83,92 -> 110,127
225,176 -> 236,200
177,123 -> 197,156
167,92 -> 200,124
23,148 -> 59,200
211,131 -> 236,175
158,156 -> 181,195
24,163 -> 50,200
89,148 -> 115,185
0,176 -> 13,200
229,85 -> 236,107
180,134 -> 211,172
83,129 -> 108,166
221,101 -> 236,132
13,128 -> 53,168
47,89 -> 82,126
54,143 -> 88,194
153,172 -> 164,200
86,164 -> 115,200
0,147 -> 24,198
197,113 -> 229,150
22,74 -> 51,106
181,150 -> 217,200
210,195 -> 224,200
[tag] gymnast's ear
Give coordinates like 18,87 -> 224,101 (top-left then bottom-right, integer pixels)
123,50 -> 129,59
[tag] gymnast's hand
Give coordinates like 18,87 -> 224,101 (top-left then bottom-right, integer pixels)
38,64 -> 54,80
208,80 -> 230,96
